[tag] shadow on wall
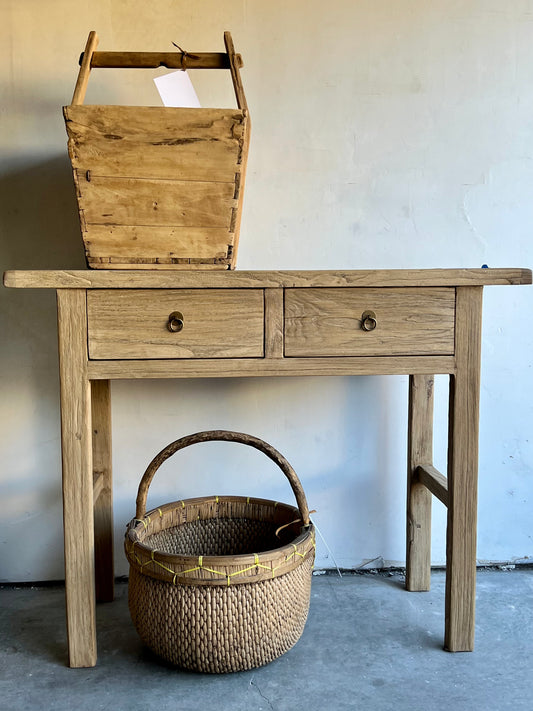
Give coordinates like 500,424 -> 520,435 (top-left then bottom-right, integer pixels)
0,153 -> 86,373
0,154 -> 86,269
0,156 -> 85,581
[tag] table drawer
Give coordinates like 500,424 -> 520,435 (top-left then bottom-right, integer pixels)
87,289 -> 264,359
284,288 -> 455,357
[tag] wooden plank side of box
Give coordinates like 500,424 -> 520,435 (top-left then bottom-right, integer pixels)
78,177 -> 236,228
64,106 -> 245,182
84,226 -> 232,261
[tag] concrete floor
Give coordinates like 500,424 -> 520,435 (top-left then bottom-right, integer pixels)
1,568 -> 532,711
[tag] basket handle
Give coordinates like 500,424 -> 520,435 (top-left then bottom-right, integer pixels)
135,430 -> 310,526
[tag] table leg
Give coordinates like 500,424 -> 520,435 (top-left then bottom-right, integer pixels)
92,379 -> 114,603
445,286 -> 483,651
406,374 -> 434,591
57,289 -> 97,668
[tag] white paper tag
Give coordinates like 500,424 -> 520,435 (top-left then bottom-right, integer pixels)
154,70 -> 201,108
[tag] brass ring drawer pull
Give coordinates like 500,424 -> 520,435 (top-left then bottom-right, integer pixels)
167,311 -> 184,333
361,310 -> 377,332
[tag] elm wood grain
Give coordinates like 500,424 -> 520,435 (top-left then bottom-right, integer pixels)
445,286 -> 483,652
57,289 -> 96,667
406,374 -> 434,592
87,261 -> 229,270
78,177 -> 236,228
86,355 -> 457,380
65,106 -> 246,141
64,106 -> 244,183
93,471 -> 105,502
87,289 -> 264,359
221,32 -> 249,267
284,288 -> 455,357
6,268 -> 530,290
72,31 -> 98,105
88,51 -> 232,70
224,31 -> 248,113
84,226 -> 232,263
264,288 -> 284,358
417,464 -> 449,507
91,380 -> 114,603
65,31 -> 249,270
4,269 -> 529,664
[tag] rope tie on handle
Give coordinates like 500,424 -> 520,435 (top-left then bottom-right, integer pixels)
172,42 -> 200,70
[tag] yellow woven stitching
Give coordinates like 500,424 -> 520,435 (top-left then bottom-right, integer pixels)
285,543 -> 305,562
134,548 -> 182,579
132,541 -> 143,566
201,566 -> 228,577
144,558 -> 178,578
215,495 -> 219,503
139,540 -> 314,584
157,508 -> 163,518
180,566 -> 202,575
181,500 -> 185,508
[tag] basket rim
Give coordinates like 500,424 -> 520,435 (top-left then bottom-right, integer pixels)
126,494 -> 314,567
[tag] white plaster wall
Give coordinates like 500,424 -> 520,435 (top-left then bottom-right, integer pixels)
1,0 -> 531,581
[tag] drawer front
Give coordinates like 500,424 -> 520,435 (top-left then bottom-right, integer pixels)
284,288 -> 455,357
87,289 -> 264,359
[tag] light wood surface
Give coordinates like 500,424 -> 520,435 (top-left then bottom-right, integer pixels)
91,380 -> 114,603
285,288 -> 455,356
87,288 -> 264,359
65,31 -> 249,270
445,286 -> 483,652
406,374 -> 434,592
224,31 -> 248,112
57,289 -> 96,667
417,465 -> 449,507
5,268 -> 531,289
5,268 -> 527,663
64,106 -> 244,182
264,288 -> 284,358
87,355 -> 456,380
77,176 -> 236,227
72,31 -> 98,105
83,226 -> 232,264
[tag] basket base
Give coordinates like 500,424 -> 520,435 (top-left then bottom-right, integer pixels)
128,556 -> 313,673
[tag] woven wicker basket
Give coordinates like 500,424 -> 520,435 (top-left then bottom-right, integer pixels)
125,430 -> 315,673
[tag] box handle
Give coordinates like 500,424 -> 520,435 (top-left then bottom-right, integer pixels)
72,30 -> 99,105
71,31 -> 247,111
135,430 -> 310,526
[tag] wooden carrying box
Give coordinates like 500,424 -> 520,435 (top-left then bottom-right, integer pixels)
64,31 -> 249,270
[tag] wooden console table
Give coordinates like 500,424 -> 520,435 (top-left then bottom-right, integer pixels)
4,267 -> 531,667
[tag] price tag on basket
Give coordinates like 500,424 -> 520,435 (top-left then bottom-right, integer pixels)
154,70 -> 201,107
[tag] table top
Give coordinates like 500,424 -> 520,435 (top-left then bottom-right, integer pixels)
3,267 -> 531,289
